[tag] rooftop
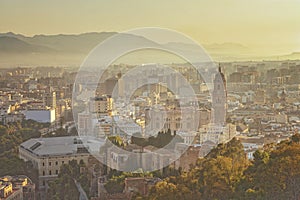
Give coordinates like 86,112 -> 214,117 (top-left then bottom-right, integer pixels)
20,136 -> 105,157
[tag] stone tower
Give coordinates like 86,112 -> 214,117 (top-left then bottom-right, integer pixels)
212,64 -> 227,125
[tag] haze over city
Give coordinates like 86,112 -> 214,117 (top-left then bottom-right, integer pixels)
1,1 -> 300,200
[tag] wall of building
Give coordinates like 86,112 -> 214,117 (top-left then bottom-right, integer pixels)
24,109 -> 55,123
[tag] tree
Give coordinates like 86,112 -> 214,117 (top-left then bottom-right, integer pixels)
47,160 -> 90,199
291,133 -> 300,144
196,138 -> 249,200
237,134 -> 300,200
131,132 -> 147,147
131,131 -> 183,149
147,180 -> 201,200
108,136 -> 125,147
47,174 -> 79,200
146,137 -> 249,200
104,177 -> 125,194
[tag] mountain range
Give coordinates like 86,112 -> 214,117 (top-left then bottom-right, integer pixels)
0,32 -> 299,67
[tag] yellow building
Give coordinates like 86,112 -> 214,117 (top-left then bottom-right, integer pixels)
0,181 -> 13,199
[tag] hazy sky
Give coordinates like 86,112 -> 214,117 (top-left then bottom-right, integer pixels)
0,0 -> 300,51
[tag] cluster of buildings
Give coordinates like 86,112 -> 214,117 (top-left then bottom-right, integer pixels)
72,61 -> 300,172
224,61 -> 300,158
0,176 -> 35,200
0,67 -> 74,132
76,64 -> 233,141
1,60 -> 300,199
9,63 -> 233,199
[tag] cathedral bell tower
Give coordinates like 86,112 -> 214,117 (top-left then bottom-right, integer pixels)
212,64 -> 227,125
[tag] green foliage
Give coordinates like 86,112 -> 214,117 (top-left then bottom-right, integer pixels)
0,125 -> 8,136
147,180 -> 201,200
43,127 -> 69,137
0,153 -> 27,176
0,121 -> 43,178
291,133 -> 300,144
0,121 -> 43,154
147,137 -> 249,200
253,150 -> 269,165
131,129 -> 183,149
239,139 -> 300,200
99,136 -> 126,154
206,137 -> 245,160
104,177 -> 125,194
47,160 -> 90,200
131,132 -> 148,148
104,171 -> 153,194
47,174 -> 80,200
108,135 -> 126,147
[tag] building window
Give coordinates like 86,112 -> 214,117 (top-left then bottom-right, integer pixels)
43,171 -> 45,176
49,170 -> 52,175
62,161 -> 64,164
42,162 -> 45,166
49,162 -> 51,166
55,161 -> 58,165
56,170 -> 58,175
43,181 -> 45,186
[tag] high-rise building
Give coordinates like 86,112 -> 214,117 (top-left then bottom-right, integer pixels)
43,91 -> 56,109
89,96 -> 113,116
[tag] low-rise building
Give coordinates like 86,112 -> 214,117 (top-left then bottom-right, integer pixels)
0,175 -> 35,200
198,123 -> 237,144
19,136 -> 104,190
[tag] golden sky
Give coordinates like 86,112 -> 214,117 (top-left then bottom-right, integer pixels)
0,0 -> 300,52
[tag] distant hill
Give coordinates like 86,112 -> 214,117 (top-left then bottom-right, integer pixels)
204,42 -> 251,55
277,52 -> 300,60
22,32 -> 117,53
0,36 -> 53,53
0,32 -> 28,41
164,42 -> 256,61
0,32 -> 117,54
0,32 -> 299,67
0,32 -> 160,55
0,32 -> 162,67
164,42 -> 250,53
